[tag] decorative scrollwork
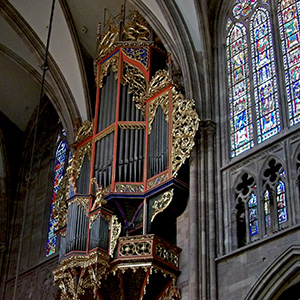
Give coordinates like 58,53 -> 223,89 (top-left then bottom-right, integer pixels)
53,250 -> 110,300
122,47 -> 149,69
148,91 -> 169,134
119,240 -> 153,257
141,70 -> 173,102
68,196 -> 90,216
91,177 -> 106,210
151,189 -> 174,222
109,215 -> 122,257
77,142 -> 92,179
74,120 -> 93,146
147,171 -> 169,189
122,11 -> 151,42
114,183 -> 144,193
156,244 -> 179,267
122,61 -> 148,114
98,52 -> 119,88
97,18 -> 119,60
53,175 -> 69,231
171,87 -> 199,177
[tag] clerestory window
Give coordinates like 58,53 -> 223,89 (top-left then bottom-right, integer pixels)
227,0 -> 300,158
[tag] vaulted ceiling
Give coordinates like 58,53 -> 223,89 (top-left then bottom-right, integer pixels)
0,0 -> 206,136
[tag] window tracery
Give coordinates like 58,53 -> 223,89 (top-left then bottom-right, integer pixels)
235,158 -> 288,247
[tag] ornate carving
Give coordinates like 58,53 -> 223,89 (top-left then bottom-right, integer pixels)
171,87 -> 199,176
96,12 -> 151,61
118,123 -> 146,130
147,171 -> 169,189
77,142 -> 92,179
53,175 -> 69,231
109,215 -> 122,257
141,70 -> 173,102
91,178 -> 106,210
53,250 -> 110,300
74,120 -> 93,146
68,196 -> 90,216
114,183 -> 144,193
160,283 -> 181,300
156,243 -> 179,267
119,240 -> 153,257
122,11 -> 151,42
97,18 -> 119,60
98,52 -> 119,88
95,125 -> 115,142
122,61 -> 148,114
151,189 -> 174,222
148,91 -> 169,134
122,47 -> 149,69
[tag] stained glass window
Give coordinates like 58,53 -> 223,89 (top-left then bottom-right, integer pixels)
248,191 -> 259,235
250,8 -> 281,144
278,0 -> 300,125
276,180 -> 287,224
227,23 -> 254,157
228,1 -> 282,157
264,189 -> 271,229
45,136 -> 67,257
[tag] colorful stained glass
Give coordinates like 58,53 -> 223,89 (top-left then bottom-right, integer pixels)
233,0 -> 258,19
276,180 -> 288,224
264,190 -> 271,229
228,23 -> 254,157
278,0 -> 300,125
248,192 -> 259,235
251,8 -> 281,143
227,18 -> 233,31
45,138 -> 67,257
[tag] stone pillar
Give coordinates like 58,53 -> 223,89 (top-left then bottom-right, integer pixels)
188,144 -> 199,299
198,120 -> 216,300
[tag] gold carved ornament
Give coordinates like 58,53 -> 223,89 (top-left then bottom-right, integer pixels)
171,87 -> 199,177
96,11 -> 151,61
73,120 -> 93,146
151,189 -> 174,222
53,175 -> 69,231
148,91 -> 170,134
109,215 -> 122,257
122,61 -> 148,114
122,11 -> 151,41
98,52 -> 119,88
68,196 -> 90,217
122,47 -> 149,70
53,251 -> 110,300
97,18 -> 119,60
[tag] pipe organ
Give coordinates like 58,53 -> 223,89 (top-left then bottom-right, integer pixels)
53,11 -> 199,300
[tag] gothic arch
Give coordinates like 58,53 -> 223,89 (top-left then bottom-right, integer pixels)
245,245 -> 300,300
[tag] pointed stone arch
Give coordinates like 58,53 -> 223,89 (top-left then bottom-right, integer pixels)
245,245 -> 300,300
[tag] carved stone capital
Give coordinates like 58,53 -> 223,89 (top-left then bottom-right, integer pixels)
199,119 -> 216,135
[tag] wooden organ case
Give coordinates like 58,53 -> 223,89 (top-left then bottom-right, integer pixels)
53,11 -> 199,300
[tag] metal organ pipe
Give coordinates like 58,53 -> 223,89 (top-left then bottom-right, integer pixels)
148,106 -> 169,178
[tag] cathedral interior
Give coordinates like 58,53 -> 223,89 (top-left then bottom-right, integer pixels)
1,0 -> 300,299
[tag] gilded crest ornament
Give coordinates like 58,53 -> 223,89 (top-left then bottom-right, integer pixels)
151,189 -> 174,222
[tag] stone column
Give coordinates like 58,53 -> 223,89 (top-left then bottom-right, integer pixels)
198,120 -> 216,300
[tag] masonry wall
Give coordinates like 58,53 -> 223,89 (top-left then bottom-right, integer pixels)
1,100 -> 62,300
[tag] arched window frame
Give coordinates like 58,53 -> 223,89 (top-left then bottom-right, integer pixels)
261,158 -> 288,234
45,130 -> 68,257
